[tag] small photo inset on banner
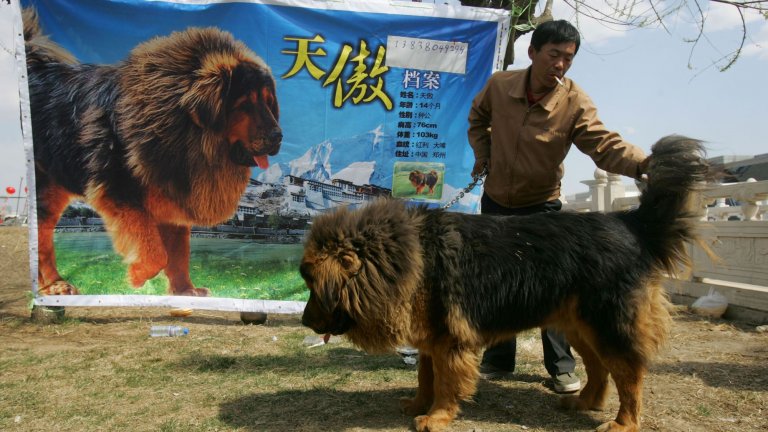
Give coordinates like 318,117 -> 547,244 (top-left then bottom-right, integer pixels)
392,161 -> 444,201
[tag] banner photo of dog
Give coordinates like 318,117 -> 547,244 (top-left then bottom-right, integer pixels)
13,0 -> 509,311
392,162 -> 445,201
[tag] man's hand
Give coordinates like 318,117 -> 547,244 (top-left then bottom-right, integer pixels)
472,159 -> 488,178
635,157 -> 650,181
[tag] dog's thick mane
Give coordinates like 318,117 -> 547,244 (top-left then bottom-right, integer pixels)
305,200 -> 426,352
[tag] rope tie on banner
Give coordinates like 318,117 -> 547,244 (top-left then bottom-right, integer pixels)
442,167 -> 487,210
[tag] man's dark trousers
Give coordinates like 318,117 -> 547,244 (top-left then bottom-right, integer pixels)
479,193 -> 576,377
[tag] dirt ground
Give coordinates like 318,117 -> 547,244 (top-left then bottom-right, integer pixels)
1,225 -> 767,431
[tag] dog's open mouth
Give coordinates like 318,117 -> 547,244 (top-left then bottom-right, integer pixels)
231,144 -> 278,169
251,138 -> 281,169
254,155 -> 269,169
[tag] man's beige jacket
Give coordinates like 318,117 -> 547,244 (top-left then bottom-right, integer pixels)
468,68 -> 646,208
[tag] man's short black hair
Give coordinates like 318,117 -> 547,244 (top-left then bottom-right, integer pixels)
530,20 -> 580,54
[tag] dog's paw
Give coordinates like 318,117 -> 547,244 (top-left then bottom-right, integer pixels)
172,287 -> 210,297
413,414 -> 449,432
38,280 -> 80,295
399,396 -> 429,416
596,420 -> 638,432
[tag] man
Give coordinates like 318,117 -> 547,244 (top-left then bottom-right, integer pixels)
467,20 -> 648,393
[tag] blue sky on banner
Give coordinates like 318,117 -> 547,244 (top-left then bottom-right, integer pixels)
1,0 -> 766,200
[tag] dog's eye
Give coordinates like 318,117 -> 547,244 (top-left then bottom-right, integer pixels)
261,87 -> 275,107
299,262 -> 313,284
232,92 -> 257,112
233,100 -> 252,112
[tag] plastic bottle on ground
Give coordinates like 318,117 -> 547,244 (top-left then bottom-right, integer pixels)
150,325 -> 189,337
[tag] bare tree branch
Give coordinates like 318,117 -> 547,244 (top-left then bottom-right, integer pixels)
462,0 -> 767,71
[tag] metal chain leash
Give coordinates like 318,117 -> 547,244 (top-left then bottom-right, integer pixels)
442,167 -> 487,209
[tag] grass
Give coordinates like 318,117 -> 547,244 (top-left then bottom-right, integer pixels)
0,314 -> 423,432
53,233 -> 307,300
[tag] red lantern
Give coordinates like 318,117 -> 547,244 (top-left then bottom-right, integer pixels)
5,186 -> 15,195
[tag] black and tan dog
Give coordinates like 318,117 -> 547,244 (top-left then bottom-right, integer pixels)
23,9 -> 281,296
301,136 -> 711,431
409,170 -> 439,195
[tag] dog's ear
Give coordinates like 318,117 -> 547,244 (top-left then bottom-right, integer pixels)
181,66 -> 231,131
340,252 -> 362,275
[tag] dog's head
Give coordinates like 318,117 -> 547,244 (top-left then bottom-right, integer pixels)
408,170 -> 423,187
184,56 -> 282,170
299,248 -> 359,337
149,28 -> 283,170
298,200 -> 426,352
299,206 -> 365,337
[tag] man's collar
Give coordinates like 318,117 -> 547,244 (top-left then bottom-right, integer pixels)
513,67 -> 567,111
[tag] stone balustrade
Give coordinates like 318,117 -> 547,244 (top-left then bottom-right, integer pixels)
562,170 -> 768,323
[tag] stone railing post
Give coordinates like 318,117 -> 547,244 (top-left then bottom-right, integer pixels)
579,169 -> 608,212
605,172 -> 626,211
738,178 -> 763,221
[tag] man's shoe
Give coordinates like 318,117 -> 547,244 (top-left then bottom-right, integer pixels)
478,363 -> 512,380
552,372 -> 581,393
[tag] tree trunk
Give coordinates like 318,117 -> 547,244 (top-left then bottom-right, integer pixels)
460,0 -> 553,69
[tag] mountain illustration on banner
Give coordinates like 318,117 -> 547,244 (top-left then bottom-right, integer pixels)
251,125 -> 480,215
257,125 -> 391,186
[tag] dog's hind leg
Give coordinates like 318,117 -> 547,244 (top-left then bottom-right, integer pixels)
596,358 -> 644,432
158,224 -> 209,296
413,342 -> 478,432
560,333 -> 609,411
36,182 -> 79,295
400,353 -> 434,416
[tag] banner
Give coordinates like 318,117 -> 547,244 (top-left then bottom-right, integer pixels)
15,0 -> 509,311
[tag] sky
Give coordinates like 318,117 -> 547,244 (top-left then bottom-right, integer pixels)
1,0 -> 766,204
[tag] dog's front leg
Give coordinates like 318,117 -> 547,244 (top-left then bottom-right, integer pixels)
158,224 -> 209,296
413,345 -> 478,432
400,352 -> 434,416
90,192 -> 167,288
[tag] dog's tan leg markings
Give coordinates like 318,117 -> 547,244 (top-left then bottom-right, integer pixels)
39,280 -> 79,295
400,353 -> 434,416
90,192 -> 167,288
36,183 -> 80,295
596,360 -> 643,432
561,334 -> 609,411
413,341 -> 478,432
158,224 -> 209,296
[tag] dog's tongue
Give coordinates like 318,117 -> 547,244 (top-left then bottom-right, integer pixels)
254,155 -> 269,170
323,333 -> 331,344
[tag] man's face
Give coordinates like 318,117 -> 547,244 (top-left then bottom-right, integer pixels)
527,41 -> 577,90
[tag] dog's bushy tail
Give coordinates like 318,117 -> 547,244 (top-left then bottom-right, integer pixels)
22,7 -> 77,66
635,135 -> 711,275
